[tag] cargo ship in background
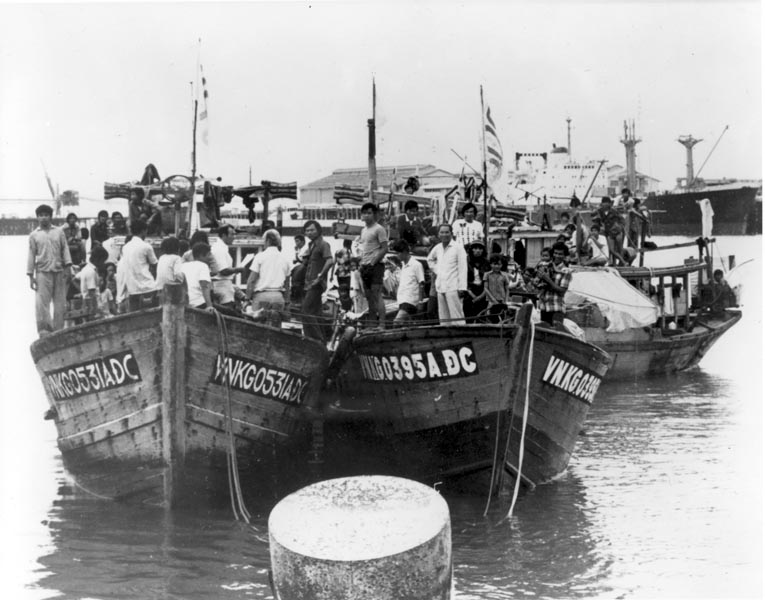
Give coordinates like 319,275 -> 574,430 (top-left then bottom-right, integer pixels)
641,132 -> 760,236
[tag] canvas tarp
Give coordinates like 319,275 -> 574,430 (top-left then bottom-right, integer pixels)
565,268 -> 659,332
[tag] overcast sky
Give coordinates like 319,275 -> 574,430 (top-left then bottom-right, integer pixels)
0,1 -> 761,203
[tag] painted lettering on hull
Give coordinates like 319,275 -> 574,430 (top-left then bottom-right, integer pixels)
357,342 -> 479,383
44,350 -> 142,401
540,353 -> 602,404
210,353 -> 310,406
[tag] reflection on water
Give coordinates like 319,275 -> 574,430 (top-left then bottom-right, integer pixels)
38,471 -> 274,600
2,235 -> 761,598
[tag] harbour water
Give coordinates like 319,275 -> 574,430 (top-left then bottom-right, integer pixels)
1,235 -> 761,599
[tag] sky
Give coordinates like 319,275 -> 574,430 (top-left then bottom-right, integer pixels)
0,1 -> 761,208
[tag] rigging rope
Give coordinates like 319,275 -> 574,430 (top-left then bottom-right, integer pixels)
214,309 -> 252,524
505,317 -> 535,521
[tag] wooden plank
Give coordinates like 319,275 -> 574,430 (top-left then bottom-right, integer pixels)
161,283 -> 188,508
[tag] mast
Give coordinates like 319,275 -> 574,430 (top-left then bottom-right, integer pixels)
677,134 -> 702,189
690,125 -> 729,187
480,86 -> 489,244
185,99 -> 198,235
566,117 -> 572,162
367,78 -> 378,195
620,119 -> 641,194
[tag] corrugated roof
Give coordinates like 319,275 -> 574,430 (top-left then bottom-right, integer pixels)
301,164 -> 456,191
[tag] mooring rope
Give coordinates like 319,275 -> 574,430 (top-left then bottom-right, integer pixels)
214,309 -> 252,524
505,317 -> 536,520
483,321 -> 508,517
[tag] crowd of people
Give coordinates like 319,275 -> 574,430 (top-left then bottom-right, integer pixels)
22,187 -> 692,339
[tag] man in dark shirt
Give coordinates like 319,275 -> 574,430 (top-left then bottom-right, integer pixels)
90,210 -> 110,250
593,196 -> 625,265
396,200 -> 429,248
301,220 -> 333,341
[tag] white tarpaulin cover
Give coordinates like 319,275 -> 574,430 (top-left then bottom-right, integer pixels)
565,268 -> 660,332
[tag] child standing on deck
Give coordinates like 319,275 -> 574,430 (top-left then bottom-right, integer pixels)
330,248 -> 352,311
484,254 -> 511,323
349,257 -> 368,314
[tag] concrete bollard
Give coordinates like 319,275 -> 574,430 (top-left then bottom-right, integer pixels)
269,475 -> 452,599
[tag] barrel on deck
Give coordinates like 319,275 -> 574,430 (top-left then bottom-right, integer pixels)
268,475 -> 452,599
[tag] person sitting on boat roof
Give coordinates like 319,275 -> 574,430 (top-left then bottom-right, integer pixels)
390,240 -> 425,325
593,196 -> 626,266
582,223 -> 609,267
119,219 -> 159,312
78,246 -> 109,319
535,242 -> 573,327
246,229 -> 291,328
155,236 -> 185,292
210,224 -> 244,309
302,220 -> 334,340
452,202 -> 484,249
553,211 -> 571,232
128,188 -> 163,236
358,203 -> 389,329
181,242 -> 215,312
427,223 -> 468,326
27,203 -> 73,335
396,199 -> 430,248
90,210 -> 110,250
110,211 -> 128,236
63,212 -> 86,266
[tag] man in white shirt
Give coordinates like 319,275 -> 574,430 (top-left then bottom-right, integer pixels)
119,220 -> 158,311
391,240 -> 424,325
583,223 -> 610,266
427,223 -> 467,325
452,202 -> 484,248
181,242 -> 214,310
246,229 -> 291,327
210,224 -> 243,308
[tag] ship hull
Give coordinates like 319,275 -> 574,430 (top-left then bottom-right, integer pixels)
643,186 -> 759,235
30,297 -> 329,506
322,324 -> 611,491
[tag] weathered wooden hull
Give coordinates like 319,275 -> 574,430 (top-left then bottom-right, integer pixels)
30,302 -> 329,506
582,310 -> 741,381
323,324 -> 611,490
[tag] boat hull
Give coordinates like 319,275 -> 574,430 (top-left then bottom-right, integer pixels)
31,305 -> 329,506
582,310 -> 741,381
323,324 -> 611,490
643,186 -> 758,236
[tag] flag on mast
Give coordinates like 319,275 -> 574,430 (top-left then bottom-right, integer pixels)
481,92 -> 503,185
199,63 -> 210,146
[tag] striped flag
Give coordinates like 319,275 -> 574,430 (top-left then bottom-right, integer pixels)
482,97 -> 503,184
199,64 -> 209,145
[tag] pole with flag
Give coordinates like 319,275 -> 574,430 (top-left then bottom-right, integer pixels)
480,86 -> 504,244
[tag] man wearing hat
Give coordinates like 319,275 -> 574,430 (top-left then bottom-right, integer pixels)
27,204 -> 72,335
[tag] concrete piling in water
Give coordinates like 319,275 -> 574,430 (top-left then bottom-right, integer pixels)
268,475 -> 452,599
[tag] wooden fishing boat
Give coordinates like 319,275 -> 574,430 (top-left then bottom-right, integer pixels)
322,306 -> 611,491
565,254 -> 742,381
31,284 -> 328,507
